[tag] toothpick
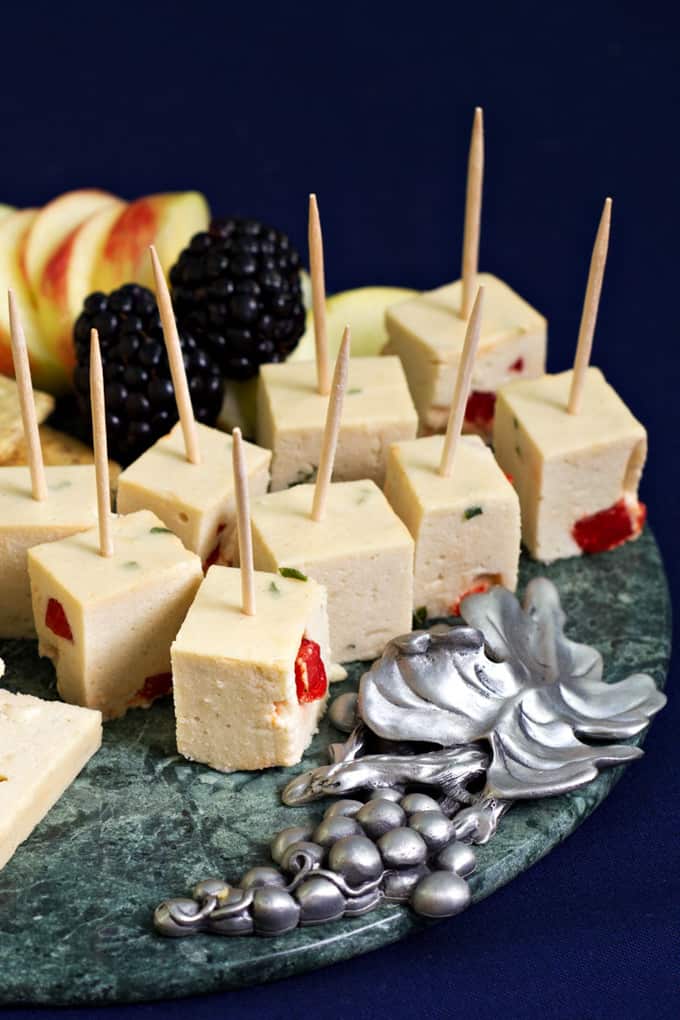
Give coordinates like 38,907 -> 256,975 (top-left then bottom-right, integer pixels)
311,325 -> 350,522
7,290 -> 47,501
149,245 -> 201,464
439,286 -> 485,477
232,428 -> 256,616
568,198 -> 613,414
89,329 -> 113,558
308,194 -> 331,396
460,107 -> 484,320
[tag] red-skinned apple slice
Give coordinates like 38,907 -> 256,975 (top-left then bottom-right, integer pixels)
0,210 -> 68,392
91,191 -> 210,293
24,189 -> 119,297
37,199 -> 127,372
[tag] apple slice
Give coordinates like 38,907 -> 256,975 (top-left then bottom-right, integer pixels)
91,191 -> 210,294
291,285 -> 418,362
24,189 -> 119,297
0,210 -> 68,392
36,199 -> 127,373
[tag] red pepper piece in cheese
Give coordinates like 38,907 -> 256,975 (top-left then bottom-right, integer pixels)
295,637 -> 327,704
572,498 -> 646,555
45,598 -> 74,642
129,671 -> 173,707
464,390 -> 496,427
509,356 -> 524,373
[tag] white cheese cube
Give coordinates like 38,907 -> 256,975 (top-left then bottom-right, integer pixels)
257,356 -> 417,491
116,422 -> 271,565
0,689 -> 101,871
28,509 -> 203,719
384,434 -> 520,617
0,465 -> 98,639
493,368 -> 647,563
172,566 -> 331,772
384,273 -> 547,435
250,481 -> 414,662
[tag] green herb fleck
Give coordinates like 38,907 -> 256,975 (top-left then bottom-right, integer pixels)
464,506 -> 483,521
279,566 -> 308,581
348,387 -> 363,395
515,445 -> 523,460
150,526 -> 173,535
287,466 -> 318,488
413,606 -> 428,628
513,416 -> 519,429
356,486 -> 373,505
123,560 -> 140,570
50,479 -> 73,491
269,581 -> 282,597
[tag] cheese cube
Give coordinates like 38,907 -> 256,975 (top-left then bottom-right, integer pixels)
0,465 -> 98,639
250,481 -> 414,662
172,566 -> 331,772
257,356 -> 418,491
493,368 -> 647,563
0,689 -> 102,871
116,422 -> 271,565
28,509 -> 203,719
384,434 -> 520,617
384,273 -> 547,435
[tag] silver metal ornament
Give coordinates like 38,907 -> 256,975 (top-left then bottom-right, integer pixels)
355,799 -> 407,838
154,578 -> 665,940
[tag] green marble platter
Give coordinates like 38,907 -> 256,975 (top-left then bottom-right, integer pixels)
0,528 -> 671,1006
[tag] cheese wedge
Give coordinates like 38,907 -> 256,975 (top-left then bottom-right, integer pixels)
257,356 -> 417,491
384,273 -> 546,436
28,509 -> 203,719
172,566 -> 331,772
493,368 -> 647,562
0,465 -> 98,638
250,480 -> 414,662
116,422 -> 271,566
384,434 -> 520,616
0,689 -> 102,871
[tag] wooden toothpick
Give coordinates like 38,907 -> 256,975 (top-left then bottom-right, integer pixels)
89,329 -> 113,558
439,286 -> 485,477
232,428 -> 256,616
149,245 -> 201,464
568,197 -> 613,414
308,194 -> 331,396
311,325 -> 351,522
460,107 -> 484,320
7,290 -> 47,501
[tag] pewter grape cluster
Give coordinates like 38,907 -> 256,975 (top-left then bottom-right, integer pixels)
154,788 -> 475,937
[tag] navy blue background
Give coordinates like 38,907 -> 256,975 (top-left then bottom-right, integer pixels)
2,1 -> 679,1017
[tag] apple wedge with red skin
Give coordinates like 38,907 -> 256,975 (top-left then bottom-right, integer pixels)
37,199 -> 127,373
0,209 -> 67,392
91,191 -> 210,294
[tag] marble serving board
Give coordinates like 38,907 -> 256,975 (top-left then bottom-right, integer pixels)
0,529 -> 671,1006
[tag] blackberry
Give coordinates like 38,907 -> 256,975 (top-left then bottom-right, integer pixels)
72,284 -> 223,464
170,217 -> 305,380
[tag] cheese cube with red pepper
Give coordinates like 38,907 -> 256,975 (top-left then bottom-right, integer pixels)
383,273 -> 547,436
171,566 -> 331,772
384,434 -> 521,617
116,422 -> 271,567
250,480 -> 414,662
493,368 -> 647,562
257,356 -> 418,491
27,509 -> 203,719
0,465 -> 98,639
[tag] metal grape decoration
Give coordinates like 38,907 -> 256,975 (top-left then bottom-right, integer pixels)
155,579 -> 665,937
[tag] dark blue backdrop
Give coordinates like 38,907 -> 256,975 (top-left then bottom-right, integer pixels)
2,2 -> 678,1018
